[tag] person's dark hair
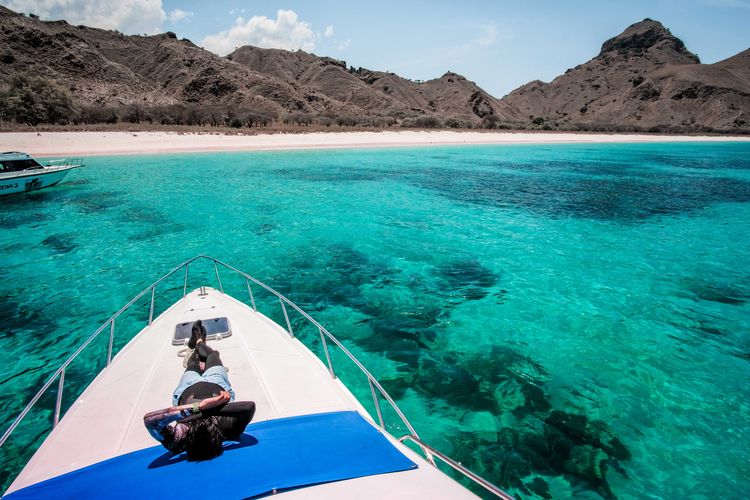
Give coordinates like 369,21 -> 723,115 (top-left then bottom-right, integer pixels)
185,417 -> 224,461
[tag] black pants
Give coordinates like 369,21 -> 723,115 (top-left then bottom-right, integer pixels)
185,342 -> 224,374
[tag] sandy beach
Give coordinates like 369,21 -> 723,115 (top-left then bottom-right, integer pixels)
1,130 -> 748,157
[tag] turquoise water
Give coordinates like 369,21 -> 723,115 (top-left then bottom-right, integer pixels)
1,143 -> 749,498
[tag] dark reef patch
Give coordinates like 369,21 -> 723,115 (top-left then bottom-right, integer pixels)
41,233 -> 77,254
687,282 -> 749,305
275,166 -> 392,184
117,206 -> 187,240
412,166 -> 750,222
526,477 -> 552,499
128,222 -> 187,241
0,293 -> 59,339
70,190 -> 124,214
544,411 -> 631,461
640,151 -> 750,171
434,258 -> 500,302
265,148 -> 750,223
438,346 -> 631,497
270,243 -> 399,314
0,209 -> 53,229
412,354 -> 485,410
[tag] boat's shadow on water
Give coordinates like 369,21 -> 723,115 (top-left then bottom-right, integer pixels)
147,434 -> 260,469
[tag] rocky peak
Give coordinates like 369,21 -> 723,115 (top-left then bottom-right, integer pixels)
0,5 -> 19,17
599,18 -> 699,63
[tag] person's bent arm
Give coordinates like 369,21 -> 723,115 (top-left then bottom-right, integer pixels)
143,391 -> 231,442
215,401 -> 257,440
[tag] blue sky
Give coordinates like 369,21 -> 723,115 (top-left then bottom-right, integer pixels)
3,0 -> 749,97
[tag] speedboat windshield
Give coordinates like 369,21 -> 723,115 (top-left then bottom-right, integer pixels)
0,159 -> 42,172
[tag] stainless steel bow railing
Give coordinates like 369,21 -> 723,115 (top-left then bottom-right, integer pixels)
0,255 -> 512,498
40,158 -> 84,168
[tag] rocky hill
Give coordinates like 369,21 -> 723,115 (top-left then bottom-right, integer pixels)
229,46 -> 518,123
502,19 -> 750,133
0,6 -> 747,132
0,6 -> 322,117
0,5 -> 514,126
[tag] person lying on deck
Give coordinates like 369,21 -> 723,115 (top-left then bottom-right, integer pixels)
143,320 -> 256,461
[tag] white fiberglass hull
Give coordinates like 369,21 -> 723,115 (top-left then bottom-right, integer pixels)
0,165 -> 78,196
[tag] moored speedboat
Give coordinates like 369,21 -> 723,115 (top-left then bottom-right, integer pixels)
0,152 -> 83,196
0,256 -> 512,499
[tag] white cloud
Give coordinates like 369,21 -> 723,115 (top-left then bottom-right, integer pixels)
167,8 -> 192,23
324,25 -> 334,38
474,24 -> 498,46
462,23 -> 511,50
2,0 -> 167,34
336,39 -> 351,51
202,9 -> 317,56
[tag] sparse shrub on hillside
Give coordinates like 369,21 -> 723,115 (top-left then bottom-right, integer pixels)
423,117 -> 440,128
401,116 -> 442,128
399,118 -> 415,128
336,116 -> 359,127
244,111 -> 275,127
122,104 -> 143,123
0,75 -> 76,125
481,114 -> 500,129
284,112 -> 313,126
369,116 -> 397,128
155,105 -> 182,125
445,117 -> 463,128
79,105 -> 117,124
184,105 -> 204,126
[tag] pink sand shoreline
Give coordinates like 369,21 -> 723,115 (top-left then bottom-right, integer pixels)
0,130 -> 748,157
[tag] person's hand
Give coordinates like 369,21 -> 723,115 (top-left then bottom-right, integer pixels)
200,391 -> 231,411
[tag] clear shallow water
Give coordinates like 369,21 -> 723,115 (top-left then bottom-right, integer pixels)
1,142 -> 749,498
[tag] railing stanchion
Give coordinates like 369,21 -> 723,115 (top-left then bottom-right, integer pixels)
183,264 -> 189,297
214,261 -> 224,293
107,319 -> 115,366
148,286 -> 156,325
319,328 -> 336,378
53,369 -> 65,428
246,278 -> 257,311
280,299 -> 293,337
369,379 -> 385,429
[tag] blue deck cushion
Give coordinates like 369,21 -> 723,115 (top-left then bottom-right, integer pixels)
4,411 -> 418,499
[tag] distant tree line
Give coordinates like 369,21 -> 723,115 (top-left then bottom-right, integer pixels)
79,103 -> 277,128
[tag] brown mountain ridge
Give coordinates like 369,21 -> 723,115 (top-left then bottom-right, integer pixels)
503,19 -> 749,132
0,6 -> 747,133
